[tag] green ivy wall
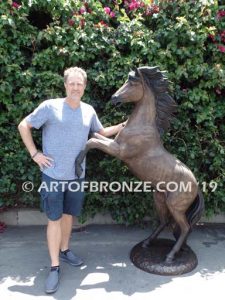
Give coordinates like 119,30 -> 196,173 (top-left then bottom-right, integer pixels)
0,0 -> 224,224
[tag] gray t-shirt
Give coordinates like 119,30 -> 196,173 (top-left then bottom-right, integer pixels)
26,98 -> 103,180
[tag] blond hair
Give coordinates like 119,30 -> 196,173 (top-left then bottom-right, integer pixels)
64,67 -> 87,84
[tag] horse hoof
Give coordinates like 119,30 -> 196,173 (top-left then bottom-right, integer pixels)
181,244 -> 189,252
165,256 -> 174,265
142,240 -> 150,248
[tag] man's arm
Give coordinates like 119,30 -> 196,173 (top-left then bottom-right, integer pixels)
18,119 -> 37,157
98,122 -> 126,137
18,119 -> 53,168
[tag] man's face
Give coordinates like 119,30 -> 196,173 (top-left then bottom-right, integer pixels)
64,72 -> 86,101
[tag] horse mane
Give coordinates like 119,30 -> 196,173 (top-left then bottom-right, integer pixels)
130,66 -> 177,133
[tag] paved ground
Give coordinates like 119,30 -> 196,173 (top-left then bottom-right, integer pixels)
0,224 -> 225,300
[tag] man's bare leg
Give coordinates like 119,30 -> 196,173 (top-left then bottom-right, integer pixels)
59,214 -> 83,266
60,214 -> 73,251
47,219 -> 62,266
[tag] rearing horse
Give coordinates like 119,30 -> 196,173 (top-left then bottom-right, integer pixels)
75,66 -> 204,264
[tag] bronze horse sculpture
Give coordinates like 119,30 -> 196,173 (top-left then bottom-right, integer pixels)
76,66 -> 204,264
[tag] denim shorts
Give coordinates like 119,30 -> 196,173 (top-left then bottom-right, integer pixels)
39,173 -> 85,221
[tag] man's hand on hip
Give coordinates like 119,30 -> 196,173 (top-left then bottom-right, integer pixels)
32,152 -> 54,169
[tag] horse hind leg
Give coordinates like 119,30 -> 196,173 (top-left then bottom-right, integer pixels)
142,191 -> 170,248
165,193 -> 191,264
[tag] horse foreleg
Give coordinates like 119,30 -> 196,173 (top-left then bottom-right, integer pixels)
75,138 -> 120,178
91,132 -> 112,141
142,191 -> 170,248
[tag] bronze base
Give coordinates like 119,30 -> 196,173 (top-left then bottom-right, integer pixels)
130,238 -> 198,276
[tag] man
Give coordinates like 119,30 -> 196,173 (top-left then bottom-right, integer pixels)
18,67 -> 123,294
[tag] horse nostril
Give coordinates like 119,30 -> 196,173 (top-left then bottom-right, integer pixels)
111,95 -> 118,104
111,94 -> 123,106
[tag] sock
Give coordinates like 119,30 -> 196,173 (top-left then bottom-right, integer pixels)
61,249 -> 70,255
51,265 -> 60,272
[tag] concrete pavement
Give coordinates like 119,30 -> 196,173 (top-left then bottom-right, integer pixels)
0,224 -> 225,300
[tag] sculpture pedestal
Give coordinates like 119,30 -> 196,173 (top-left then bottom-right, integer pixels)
130,239 -> 197,275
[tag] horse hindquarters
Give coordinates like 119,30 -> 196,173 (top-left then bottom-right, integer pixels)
164,186 -> 202,263
173,188 -> 204,241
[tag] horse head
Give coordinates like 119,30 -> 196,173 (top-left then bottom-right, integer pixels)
111,68 -> 145,105
111,66 -> 177,132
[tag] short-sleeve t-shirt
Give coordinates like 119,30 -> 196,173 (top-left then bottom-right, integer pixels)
25,98 -> 103,180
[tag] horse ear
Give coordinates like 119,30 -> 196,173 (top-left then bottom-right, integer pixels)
134,67 -> 139,77
135,68 -> 143,81
135,67 -> 144,81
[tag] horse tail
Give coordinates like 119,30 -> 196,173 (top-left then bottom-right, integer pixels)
186,188 -> 205,226
173,188 -> 204,240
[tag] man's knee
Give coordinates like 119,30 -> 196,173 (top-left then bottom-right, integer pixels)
47,215 -> 62,223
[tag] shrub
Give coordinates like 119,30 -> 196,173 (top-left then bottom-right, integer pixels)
0,0 -> 224,224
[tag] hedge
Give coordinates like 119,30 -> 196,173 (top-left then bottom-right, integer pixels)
0,0 -> 224,224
